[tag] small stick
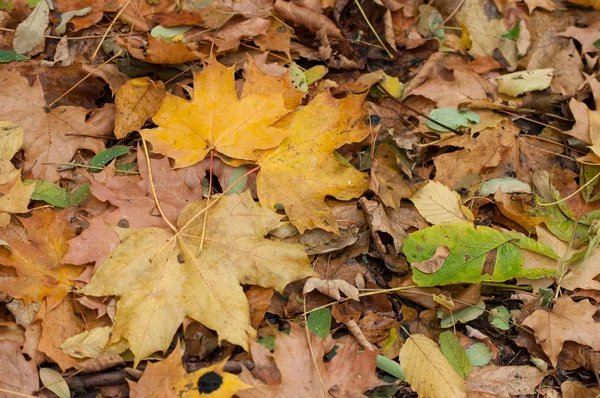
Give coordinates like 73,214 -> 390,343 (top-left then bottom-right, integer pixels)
376,84 -> 462,134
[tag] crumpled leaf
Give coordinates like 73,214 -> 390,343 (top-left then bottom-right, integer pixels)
399,334 -> 467,398
0,209 -> 83,310
0,71 -> 114,182
467,365 -> 544,396
409,181 -> 474,225
496,69 -> 553,97
141,61 -> 292,168
0,121 -> 23,184
13,0 -> 49,54
80,192 -> 316,364
522,296 -> 600,367
403,223 -> 557,286
238,324 -> 381,398
303,277 -> 360,301
257,92 -> 370,233
115,78 -> 166,139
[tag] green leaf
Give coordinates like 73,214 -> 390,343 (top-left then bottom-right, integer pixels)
595,39 -> 600,49
479,177 -> 531,196
376,355 -> 406,381
465,343 -> 493,367
502,19 -> 520,41
440,301 -> 485,328
31,181 -> 71,208
90,146 -> 129,170
534,197 -> 589,241
69,184 -> 90,206
150,25 -> 192,41
426,108 -> 480,132
257,336 -> 275,351
0,50 -> 29,63
439,331 -> 471,378
226,166 -> 248,195
403,223 -> 557,286
308,307 -> 331,339
489,305 -> 510,331
0,0 -> 14,10
289,64 -> 308,92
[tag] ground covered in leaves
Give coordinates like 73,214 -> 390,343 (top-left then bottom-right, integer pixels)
1,0 -> 600,397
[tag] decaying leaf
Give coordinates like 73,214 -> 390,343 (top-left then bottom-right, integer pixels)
467,365 -> 545,396
115,77 -> 166,138
0,340 -> 39,397
303,277 -> 360,301
0,121 -> 23,184
257,92 -> 370,233
496,69 -> 554,97
411,246 -> 450,274
400,334 -> 467,398
81,193 -> 316,364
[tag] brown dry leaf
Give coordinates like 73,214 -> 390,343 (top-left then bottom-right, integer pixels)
303,277 -> 360,300
246,286 -> 274,329
400,334 -> 467,398
257,92 -> 370,233
254,19 -> 293,57
0,209 -> 83,310
61,215 -> 119,267
523,0 -> 556,12
0,121 -> 24,185
0,340 -> 39,397
141,61 -> 292,168
370,143 -> 422,210
559,24 -> 600,55
494,191 -> 546,232
86,151 -> 203,229
522,296 -> 600,367
54,0 -> 118,31
412,246 -> 450,273
561,380 -> 600,398
115,77 -> 166,139
274,0 -> 342,39
0,71 -> 115,182
238,324 -> 381,398
118,35 -> 204,65
215,18 -> 271,52
0,177 -> 35,215
467,365 -> 545,396
81,193 -> 316,364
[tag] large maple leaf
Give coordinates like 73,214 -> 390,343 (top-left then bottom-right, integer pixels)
140,61 -> 293,168
256,92 -> 370,233
80,192 -> 316,364
0,72 -> 115,182
0,209 -> 83,310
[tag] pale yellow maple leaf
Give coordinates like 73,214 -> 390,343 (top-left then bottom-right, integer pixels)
140,61 -> 293,168
256,92 -> 370,233
80,193 -> 316,365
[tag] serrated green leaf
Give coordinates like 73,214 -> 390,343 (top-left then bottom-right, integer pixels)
465,342 -> 493,367
403,223 -> 557,286
439,331 -> 471,378
0,50 -> 29,63
440,301 -> 485,328
489,305 -> 510,331
426,108 -> 480,132
308,307 -> 331,339
90,146 -> 129,169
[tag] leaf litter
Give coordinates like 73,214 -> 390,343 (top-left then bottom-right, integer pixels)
1,1 -> 600,397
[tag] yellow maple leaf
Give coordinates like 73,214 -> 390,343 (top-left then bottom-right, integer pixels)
80,192 -> 316,365
0,209 -> 83,310
256,92 -> 370,233
140,62 -> 293,168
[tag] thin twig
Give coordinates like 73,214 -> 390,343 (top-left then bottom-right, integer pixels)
91,0 -> 133,61
353,0 -> 394,59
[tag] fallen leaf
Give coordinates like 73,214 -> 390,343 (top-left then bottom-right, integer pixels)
81,193 -> 316,364
559,25 -> 600,55
522,296 -> 600,366
238,325 -> 381,398
496,69 -> 553,97
409,180 -> 474,225
0,71 -> 115,182
412,246 -> 450,274
257,92 -> 370,233
467,365 -> 544,396
0,177 -> 35,214
561,380 -> 600,398
0,121 -> 23,184
523,0 -> 556,11
115,77 -> 166,139
0,209 -> 83,310
400,334 -> 467,398
0,340 -> 39,397
404,223 -> 557,286
13,0 -> 49,54
273,0 -> 342,39
39,367 -> 70,398
303,277 -> 360,301
141,61 -> 291,168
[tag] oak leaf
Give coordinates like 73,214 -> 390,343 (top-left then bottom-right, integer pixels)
0,71 -> 115,182
522,296 -> 600,366
0,209 -> 83,310
238,324 -> 381,398
141,61 -> 292,168
80,193 -> 316,364
257,92 -> 370,233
